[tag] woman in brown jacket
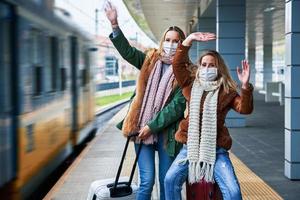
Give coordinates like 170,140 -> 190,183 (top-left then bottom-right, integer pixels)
164,32 -> 253,200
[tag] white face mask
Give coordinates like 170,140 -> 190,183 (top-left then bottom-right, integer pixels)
163,41 -> 178,56
198,67 -> 218,81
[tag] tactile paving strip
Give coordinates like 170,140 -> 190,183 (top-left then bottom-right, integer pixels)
230,153 -> 283,200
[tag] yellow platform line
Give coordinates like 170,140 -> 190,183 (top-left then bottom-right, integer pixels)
230,152 -> 283,200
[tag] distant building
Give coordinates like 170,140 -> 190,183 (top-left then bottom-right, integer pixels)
94,35 -> 147,83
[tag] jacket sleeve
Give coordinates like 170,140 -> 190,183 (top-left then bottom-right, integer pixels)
109,30 -> 146,70
230,83 -> 254,114
147,88 -> 186,133
172,43 -> 193,88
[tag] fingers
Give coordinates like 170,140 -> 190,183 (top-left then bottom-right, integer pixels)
108,1 -> 112,9
237,60 -> 251,83
138,131 -> 147,140
242,60 -> 250,72
196,32 -> 216,38
138,131 -> 144,139
195,32 -> 215,36
138,126 -> 151,140
241,60 -> 245,71
105,0 -> 112,9
138,127 -> 146,139
236,66 -> 242,75
104,1 -> 110,11
194,32 -> 216,41
204,35 -> 216,41
104,0 -> 115,12
245,60 -> 250,71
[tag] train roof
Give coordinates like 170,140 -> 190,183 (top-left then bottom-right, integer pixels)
7,0 -> 94,41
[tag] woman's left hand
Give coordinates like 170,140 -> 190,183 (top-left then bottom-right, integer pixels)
237,60 -> 251,89
104,1 -> 118,27
138,125 -> 152,140
182,32 -> 216,46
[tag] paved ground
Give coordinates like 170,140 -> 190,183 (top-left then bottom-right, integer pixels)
45,106 -> 137,200
230,92 -> 300,200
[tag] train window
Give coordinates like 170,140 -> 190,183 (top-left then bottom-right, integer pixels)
31,29 -> 42,66
0,6 -> 11,112
44,36 -> 51,92
81,51 -> 90,86
78,44 -> 86,87
45,36 -> 58,93
51,37 -> 59,91
60,68 -> 66,91
34,66 -> 42,96
30,28 -> 43,96
59,39 -> 67,91
81,69 -> 87,86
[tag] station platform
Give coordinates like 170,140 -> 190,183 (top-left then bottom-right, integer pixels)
45,92 -> 300,200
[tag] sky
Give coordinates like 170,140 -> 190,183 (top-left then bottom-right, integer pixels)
55,0 -> 157,47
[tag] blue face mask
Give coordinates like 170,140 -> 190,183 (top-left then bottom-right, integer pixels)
199,67 -> 218,81
163,41 -> 178,56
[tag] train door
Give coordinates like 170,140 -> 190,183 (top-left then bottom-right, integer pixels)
0,2 -> 16,187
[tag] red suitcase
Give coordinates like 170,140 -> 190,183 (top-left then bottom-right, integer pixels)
186,180 -> 222,200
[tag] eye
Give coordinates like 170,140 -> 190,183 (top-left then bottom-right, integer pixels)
165,38 -> 170,42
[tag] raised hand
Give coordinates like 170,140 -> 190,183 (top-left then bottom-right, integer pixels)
182,32 -> 216,46
237,60 -> 251,89
104,1 -> 118,27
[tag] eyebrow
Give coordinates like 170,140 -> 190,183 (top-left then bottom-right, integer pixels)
201,62 -> 215,65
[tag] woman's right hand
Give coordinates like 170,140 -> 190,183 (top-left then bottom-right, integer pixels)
182,32 -> 216,46
104,1 -> 118,27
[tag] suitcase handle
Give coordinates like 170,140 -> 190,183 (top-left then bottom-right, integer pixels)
112,132 -> 142,190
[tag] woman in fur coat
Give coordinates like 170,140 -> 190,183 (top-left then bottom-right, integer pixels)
164,32 -> 253,200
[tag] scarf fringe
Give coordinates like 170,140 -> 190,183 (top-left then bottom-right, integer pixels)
188,161 -> 215,184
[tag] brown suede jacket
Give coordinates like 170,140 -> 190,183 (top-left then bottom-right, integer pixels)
173,44 -> 254,150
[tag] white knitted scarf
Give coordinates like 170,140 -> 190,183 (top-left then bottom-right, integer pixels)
186,78 -> 222,184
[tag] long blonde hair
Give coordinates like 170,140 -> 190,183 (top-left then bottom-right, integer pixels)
157,26 -> 186,55
196,50 -> 237,93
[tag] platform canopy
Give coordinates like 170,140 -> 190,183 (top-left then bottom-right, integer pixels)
123,0 -> 284,49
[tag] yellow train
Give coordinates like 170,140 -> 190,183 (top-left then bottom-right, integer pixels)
0,1 -> 97,199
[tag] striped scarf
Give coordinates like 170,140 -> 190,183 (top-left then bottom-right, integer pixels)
137,58 -> 175,144
186,78 -> 222,183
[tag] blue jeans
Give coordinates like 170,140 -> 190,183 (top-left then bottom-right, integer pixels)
134,133 -> 174,200
164,145 -> 242,200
